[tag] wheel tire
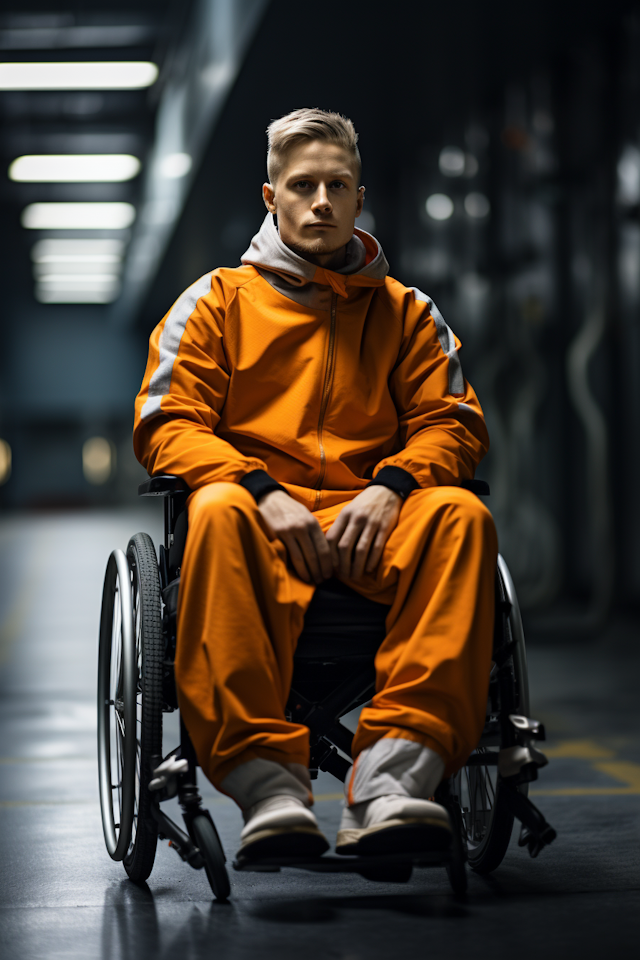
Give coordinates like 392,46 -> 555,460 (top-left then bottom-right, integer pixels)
98,549 -> 137,861
192,815 -> 231,901
452,557 -> 530,875
122,533 -> 164,884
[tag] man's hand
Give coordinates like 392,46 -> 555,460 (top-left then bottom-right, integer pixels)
258,490 -> 333,584
326,486 -> 402,581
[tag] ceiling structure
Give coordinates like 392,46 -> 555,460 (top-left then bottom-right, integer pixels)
0,1 -> 182,308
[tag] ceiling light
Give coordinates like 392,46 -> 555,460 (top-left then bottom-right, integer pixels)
34,262 -> 121,278
159,152 -> 192,179
37,274 -> 120,286
9,154 -> 141,182
35,286 -> 119,304
22,202 -> 136,230
464,193 -> 491,219
439,147 -> 465,177
0,61 -> 158,91
31,238 -> 125,261
426,194 -> 454,221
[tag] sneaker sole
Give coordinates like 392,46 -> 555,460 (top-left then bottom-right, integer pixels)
335,817 -> 452,856
237,826 -> 329,863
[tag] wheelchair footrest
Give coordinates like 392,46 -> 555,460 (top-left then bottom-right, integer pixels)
501,787 -> 557,857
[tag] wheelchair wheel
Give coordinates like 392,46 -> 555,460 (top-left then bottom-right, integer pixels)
451,555 -> 530,875
98,549 -> 137,861
122,533 -> 164,883
191,814 -> 231,901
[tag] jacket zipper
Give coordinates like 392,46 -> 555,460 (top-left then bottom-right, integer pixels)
313,292 -> 338,510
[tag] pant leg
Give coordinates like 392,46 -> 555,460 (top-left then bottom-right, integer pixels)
174,481 -> 316,789
316,486 -> 498,784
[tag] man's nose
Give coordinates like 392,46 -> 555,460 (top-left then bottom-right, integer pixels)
312,184 -> 332,213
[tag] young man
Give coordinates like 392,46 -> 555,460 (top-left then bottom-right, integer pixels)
134,108 -> 497,863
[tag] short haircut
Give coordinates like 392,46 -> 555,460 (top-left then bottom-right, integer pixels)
266,107 -> 361,185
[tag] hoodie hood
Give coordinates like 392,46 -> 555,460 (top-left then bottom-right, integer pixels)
241,213 -> 388,302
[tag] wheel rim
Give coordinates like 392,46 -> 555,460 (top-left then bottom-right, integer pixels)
98,549 -> 137,860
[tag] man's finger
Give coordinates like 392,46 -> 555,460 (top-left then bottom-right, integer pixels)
365,527 -> 389,574
283,534 -> 312,583
337,516 -> 366,579
296,529 -> 324,584
326,512 -> 349,570
351,523 -> 376,580
310,524 -> 334,581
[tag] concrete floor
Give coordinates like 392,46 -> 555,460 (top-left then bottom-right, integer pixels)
0,509 -> 638,960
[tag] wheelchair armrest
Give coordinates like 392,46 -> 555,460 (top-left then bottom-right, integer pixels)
138,475 -> 191,497
461,478 -> 490,496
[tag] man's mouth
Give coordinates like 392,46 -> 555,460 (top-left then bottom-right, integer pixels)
306,221 -> 336,228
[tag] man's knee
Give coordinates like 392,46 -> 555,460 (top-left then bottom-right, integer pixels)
414,485 -> 497,543
188,481 -> 256,527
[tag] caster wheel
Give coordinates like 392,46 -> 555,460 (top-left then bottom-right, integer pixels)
192,815 -> 231,901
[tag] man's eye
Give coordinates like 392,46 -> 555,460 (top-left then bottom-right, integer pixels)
295,180 -> 311,188
330,181 -> 346,189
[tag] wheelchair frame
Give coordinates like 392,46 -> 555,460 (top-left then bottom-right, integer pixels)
98,476 -> 557,900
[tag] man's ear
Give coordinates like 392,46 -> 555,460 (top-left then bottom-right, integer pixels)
263,182 -> 277,214
355,186 -> 365,218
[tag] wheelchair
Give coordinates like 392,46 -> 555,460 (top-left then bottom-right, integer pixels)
98,475 -> 557,900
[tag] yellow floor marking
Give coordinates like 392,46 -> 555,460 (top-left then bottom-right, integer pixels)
543,739 -> 615,759
314,792 -> 344,802
531,759 -> 640,796
593,761 -> 640,790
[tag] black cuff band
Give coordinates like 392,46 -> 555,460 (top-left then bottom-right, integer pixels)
239,469 -> 287,503
366,465 -> 420,500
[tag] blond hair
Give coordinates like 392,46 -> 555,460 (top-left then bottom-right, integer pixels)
266,108 -> 361,184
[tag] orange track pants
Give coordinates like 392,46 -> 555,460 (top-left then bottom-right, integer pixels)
174,482 -> 498,789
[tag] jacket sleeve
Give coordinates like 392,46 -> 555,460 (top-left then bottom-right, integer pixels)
133,271 -> 268,490
371,287 -> 489,489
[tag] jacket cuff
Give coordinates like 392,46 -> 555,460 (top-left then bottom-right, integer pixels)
239,469 -> 287,503
366,465 -> 420,500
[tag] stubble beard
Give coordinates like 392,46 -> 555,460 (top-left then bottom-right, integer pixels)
286,235 -> 344,260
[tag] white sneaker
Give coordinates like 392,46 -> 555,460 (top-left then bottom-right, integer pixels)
237,794 -> 329,863
336,793 -> 452,856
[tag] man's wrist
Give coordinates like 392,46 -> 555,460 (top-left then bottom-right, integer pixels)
365,465 -> 420,501
239,469 -> 288,504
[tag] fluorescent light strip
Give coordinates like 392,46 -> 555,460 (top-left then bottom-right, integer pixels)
35,287 -> 119,304
0,61 -> 158,91
34,262 -> 121,277
31,239 -> 125,260
10,154 -> 141,182
34,255 -> 122,265
22,202 -> 135,230
37,273 -> 119,284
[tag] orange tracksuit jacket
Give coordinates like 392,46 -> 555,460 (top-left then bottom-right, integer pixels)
133,215 -> 495,787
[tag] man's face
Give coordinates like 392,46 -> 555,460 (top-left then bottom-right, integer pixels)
263,139 -> 364,267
